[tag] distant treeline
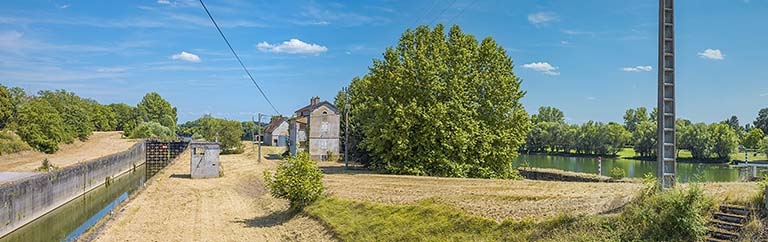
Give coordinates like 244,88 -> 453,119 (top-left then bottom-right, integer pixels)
0,84 -> 178,154
522,106 -> 768,160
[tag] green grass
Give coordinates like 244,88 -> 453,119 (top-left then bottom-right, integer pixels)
305,197 -> 616,242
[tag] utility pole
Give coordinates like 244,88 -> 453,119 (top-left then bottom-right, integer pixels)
258,113 -> 263,162
344,87 -> 350,170
657,0 -> 676,189
251,116 -> 256,154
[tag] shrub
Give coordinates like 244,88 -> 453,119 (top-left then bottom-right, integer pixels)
609,167 -> 625,180
36,158 -> 59,172
0,130 -> 31,155
263,152 -> 325,208
324,151 -> 338,162
617,180 -> 713,241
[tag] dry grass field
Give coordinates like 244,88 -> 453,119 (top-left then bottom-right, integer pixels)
0,131 -> 137,172
91,142 -> 762,241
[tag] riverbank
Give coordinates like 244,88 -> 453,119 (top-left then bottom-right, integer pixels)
521,148 -> 768,164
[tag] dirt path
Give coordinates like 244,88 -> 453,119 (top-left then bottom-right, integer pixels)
93,144 -> 335,242
0,131 -> 138,172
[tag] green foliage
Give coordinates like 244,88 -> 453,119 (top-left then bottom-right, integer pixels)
240,121 -> 258,141
36,158 -> 59,172
128,121 -> 175,140
609,167 -> 625,180
0,84 -> 11,129
532,106 -> 565,124
137,92 -> 177,133
15,98 -> 67,153
762,136 -> 768,157
743,128 -> 765,149
38,90 -> 94,142
755,108 -> 768,134
710,123 -> 738,160
108,103 -> 140,135
632,120 -> 656,157
345,24 -> 530,178
0,129 -> 31,155
86,99 -> 117,131
179,115 -> 244,153
679,123 -> 713,159
263,152 -> 325,208
617,183 -> 713,241
623,107 -> 651,133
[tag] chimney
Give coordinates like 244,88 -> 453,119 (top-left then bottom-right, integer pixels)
311,96 -> 320,105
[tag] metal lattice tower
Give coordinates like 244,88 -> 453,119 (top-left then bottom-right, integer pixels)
658,0 -> 676,188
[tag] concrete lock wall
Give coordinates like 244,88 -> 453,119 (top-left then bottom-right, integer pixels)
0,141 -> 146,237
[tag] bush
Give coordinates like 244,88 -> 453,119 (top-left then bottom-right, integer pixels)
617,179 -> 713,241
263,152 -> 325,208
609,167 -> 625,180
0,130 -> 31,155
36,158 -> 59,172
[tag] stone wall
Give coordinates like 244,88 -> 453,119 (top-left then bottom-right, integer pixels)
0,141 -> 145,237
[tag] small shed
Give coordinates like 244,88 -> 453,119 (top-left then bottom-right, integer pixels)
190,142 -> 221,179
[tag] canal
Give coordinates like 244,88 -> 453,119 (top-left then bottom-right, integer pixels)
513,154 -> 765,182
0,165 -> 146,242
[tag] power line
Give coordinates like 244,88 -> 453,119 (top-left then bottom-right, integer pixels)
428,0 -> 458,26
447,0 -> 478,24
198,0 -> 281,115
412,0 -> 443,27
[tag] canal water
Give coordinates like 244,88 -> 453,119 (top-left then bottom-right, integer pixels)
513,154 -> 765,182
0,165 -> 146,242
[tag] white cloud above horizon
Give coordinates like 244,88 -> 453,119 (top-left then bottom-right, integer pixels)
698,48 -> 725,60
256,39 -> 328,54
622,65 -> 653,72
522,62 -> 559,75
157,0 -> 171,4
528,12 -> 558,26
171,51 -> 201,62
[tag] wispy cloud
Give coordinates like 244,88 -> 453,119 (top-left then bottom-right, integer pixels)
256,39 -> 328,54
171,51 -> 201,62
528,12 -> 558,26
622,65 -> 653,72
562,29 -> 594,36
522,62 -> 560,75
759,92 -> 768,97
295,2 -> 389,27
698,48 -> 725,60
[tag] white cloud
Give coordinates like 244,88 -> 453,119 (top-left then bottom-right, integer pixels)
527,12 -> 558,26
586,96 -> 596,101
157,0 -> 171,4
256,39 -> 328,54
760,92 -> 768,97
59,4 -> 70,9
522,62 -> 559,75
698,48 -> 724,60
622,65 -> 653,72
171,51 -> 201,62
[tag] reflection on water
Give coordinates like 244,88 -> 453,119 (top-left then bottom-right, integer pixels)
0,165 -> 146,242
513,154 -> 765,182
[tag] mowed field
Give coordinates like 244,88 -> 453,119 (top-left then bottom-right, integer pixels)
0,131 -> 138,172
90,142 -> 761,241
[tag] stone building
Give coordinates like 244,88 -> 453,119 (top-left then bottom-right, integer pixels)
263,116 -> 288,146
288,96 -> 340,160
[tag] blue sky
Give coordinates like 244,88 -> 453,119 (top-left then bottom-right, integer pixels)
1,0 -> 766,125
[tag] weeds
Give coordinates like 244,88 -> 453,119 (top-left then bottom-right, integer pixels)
36,158 -> 59,172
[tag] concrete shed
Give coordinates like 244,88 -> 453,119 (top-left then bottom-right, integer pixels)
190,142 -> 221,179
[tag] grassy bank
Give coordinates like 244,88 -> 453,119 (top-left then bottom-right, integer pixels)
305,197 -> 614,242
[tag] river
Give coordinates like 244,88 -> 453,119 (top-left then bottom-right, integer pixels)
513,154 -> 764,182
0,165 -> 146,242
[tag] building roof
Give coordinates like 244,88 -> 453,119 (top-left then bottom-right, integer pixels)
263,117 -> 288,133
294,101 -> 339,116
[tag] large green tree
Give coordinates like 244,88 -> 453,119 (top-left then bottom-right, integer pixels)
710,123 -> 738,160
0,84 -> 11,129
632,120 -> 656,157
624,107 -> 650,133
754,108 -> 768,134
532,106 -> 565,124
137,92 -> 177,132
15,98 -> 67,153
38,90 -> 93,142
108,103 -> 140,135
680,123 -> 712,159
345,24 -> 530,178
743,128 -> 765,149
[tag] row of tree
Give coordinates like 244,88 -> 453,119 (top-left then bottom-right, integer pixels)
0,84 -> 178,153
523,105 -> 768,160
177,115 -> 244,154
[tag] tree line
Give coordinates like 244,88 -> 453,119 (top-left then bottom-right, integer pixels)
178,115 -> 245,154
522,106 -> 768,160
0,84 -> 178,154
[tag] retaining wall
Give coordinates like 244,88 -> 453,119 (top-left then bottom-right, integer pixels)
0,141 -> 145,237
